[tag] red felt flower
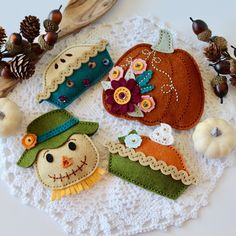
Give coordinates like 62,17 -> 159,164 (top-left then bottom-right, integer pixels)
105,78 -> 141,114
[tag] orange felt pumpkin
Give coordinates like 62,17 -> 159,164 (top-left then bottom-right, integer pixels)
102,30 -> 204,130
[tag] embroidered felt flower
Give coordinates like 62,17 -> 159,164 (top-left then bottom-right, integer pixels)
138,95 -> 156,113
22,133 -> 37,150
105,78 -> 141,114
109,66 -> 124,81
124,133 -> 142,148
131,58 -> 147,75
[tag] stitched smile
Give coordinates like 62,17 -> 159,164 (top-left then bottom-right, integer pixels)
48,156 -> 88,182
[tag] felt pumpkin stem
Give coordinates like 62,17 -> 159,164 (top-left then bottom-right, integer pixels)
211,127 -> 222,137
152,29 -> 174,54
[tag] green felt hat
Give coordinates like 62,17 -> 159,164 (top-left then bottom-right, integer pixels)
17,109 -> 99,168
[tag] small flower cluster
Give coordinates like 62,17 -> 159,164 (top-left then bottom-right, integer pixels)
104,58 -> 156,117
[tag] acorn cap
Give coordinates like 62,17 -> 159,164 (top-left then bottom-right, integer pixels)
211,75 -> 227,87
211,36 -> 228,51
43,19 -> 59,32
197,29 -> 212,42
38,35 -> 54,51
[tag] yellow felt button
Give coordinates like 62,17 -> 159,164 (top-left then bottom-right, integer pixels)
133,62 -> 144,71
113,87 -> 131,105
141,99 -> 152,109
111,69 -> 120,79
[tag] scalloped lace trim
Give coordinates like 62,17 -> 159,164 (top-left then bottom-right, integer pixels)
36,40 -> 108,102
105,142 -> 198,185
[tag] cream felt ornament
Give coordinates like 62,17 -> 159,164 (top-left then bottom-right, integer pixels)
17,109 -> 105,201
192,118 -> 236,159
0,97 -> 22,137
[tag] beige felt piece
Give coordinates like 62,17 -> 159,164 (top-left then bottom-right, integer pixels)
35,134 -> 99,190
36,40 -> 108,102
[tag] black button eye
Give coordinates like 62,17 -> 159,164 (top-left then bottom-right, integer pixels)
103,58 -> 110,66
68,142 -> 76,151
46,153 -> 54,163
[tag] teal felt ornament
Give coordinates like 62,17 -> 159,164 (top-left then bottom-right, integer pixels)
37,40 -> 113,108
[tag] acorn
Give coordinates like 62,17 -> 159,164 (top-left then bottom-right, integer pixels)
44,32 -> 58,46
48,5 -> 62,25
38,35 -> 53,51
21,40 -> 31,54
190,17 -> 212,42
211,75 -> 228,104
1,65 -> 14,80
25,43 -> 44,61
209,60 -> 231,75
9,33 -> 22,45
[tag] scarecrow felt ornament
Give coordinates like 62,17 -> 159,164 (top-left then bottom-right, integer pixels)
105,126 -> 198,200
37,40 -> 113,108
102,29 -> 205,130
17,109 -> 105,201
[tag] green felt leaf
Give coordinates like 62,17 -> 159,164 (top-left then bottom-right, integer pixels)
101,81 -> 112,90
127,105 -> 144,117
124,68 -> 135,81
109,154 -> 188,200
128,130 -> 138,135
118,135 -> 126,144
140,84 -> 155,94
136,70 -> 153,87
118,130 -> 138,144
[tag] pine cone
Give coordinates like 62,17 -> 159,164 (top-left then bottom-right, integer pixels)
204,43 -> 221,62
211,36 -> 228,52
9,54 -> 35,80
0,27 -> 6,47
20,16 -> 40,43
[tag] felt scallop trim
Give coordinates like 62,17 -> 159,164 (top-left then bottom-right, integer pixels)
37,40 -> 108,102
105,141 -> 198,185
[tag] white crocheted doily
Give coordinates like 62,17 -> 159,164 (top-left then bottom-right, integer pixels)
1,17 -> 236,236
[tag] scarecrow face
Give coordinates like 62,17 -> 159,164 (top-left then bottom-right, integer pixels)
35,134 -> 99,190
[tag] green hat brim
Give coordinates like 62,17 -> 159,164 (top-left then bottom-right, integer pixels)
17,121 -> 98,168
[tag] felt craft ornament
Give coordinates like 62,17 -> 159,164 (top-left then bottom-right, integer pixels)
105,130 -> 198,200
17,109 -> 105,201
102,30 -> 204,130
192,118 -> 236,159
37,40 -> 113,108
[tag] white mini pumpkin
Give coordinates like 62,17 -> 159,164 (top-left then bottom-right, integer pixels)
0,98 -> 22,137
192,118 -> 236,159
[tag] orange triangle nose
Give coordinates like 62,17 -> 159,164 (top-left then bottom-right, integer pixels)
62,156 -> 73,168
